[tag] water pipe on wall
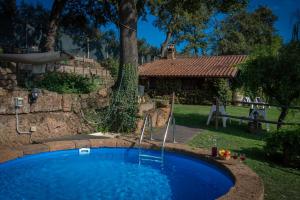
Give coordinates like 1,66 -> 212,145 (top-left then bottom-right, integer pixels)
15,97 -> 31,135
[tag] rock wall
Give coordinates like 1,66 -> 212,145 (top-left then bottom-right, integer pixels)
135,102 -> 171,134
0,63 -> 17,90
0,88 -> 109,146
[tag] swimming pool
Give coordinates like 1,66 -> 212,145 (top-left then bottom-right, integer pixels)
0,148 -> 234,200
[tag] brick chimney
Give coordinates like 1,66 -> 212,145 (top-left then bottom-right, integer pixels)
167,44 -> 176,59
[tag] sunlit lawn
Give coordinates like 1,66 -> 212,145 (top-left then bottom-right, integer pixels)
174,104 -> 300,200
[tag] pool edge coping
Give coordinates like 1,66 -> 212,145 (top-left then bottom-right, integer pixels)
0,137 -> 264,200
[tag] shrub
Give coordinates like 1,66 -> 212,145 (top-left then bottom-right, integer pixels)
35,72 -> 101,94
265,126 -> 300,167
100,58 -> 119,81
212,78 -> 232,104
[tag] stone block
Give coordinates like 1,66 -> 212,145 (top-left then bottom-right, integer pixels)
0,88 -> 7,96
89,139 -> 104,148
72,140 -> 91,148
156,109 -> 169,127
45,141 -> 75,151
89,138 -> 117,148
0,149 -> 23,163
62,94 -> 73,112
16,144 -> 49,155
98,88 -> 108,98
149,110 -> 158,127
0,90 -> 30,114
138,103 -> 155,116
135,119 -> 144,134
116,139 -> 134,147
0,67 -> 7,75
6,74 -> 16,80
102,138 -> 117,147
30,91 -> 62,112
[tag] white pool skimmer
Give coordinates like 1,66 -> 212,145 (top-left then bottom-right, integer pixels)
79,148 -> 91,155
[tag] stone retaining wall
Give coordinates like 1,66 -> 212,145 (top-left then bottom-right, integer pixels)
136,102 -> 171,134
0,88 -> 110,146
0,63 -> 17,90
0,138 -> 264,200
0,59 -> 114,90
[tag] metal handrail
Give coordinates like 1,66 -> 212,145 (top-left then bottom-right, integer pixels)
162,92 -> 176,149
139,114 -> 149,145
140,92 -> 176,153
162,114 -> 172,149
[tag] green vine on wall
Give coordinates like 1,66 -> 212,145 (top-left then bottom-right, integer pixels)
95,64 -> 139,133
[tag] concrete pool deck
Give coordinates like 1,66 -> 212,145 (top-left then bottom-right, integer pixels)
0,137 -> 264,200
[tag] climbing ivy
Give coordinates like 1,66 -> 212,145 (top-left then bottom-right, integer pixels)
93,64 -> 139,133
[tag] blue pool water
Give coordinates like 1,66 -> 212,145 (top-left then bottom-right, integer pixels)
0,148 -> 234,200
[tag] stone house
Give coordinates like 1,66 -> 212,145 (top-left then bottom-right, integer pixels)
139,47 -> 248,104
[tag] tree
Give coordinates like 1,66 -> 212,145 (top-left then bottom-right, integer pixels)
151,0 -> 206,57
178,8 -> 210,56
0,0 -> 17,51
151,0 -> 248,57
214,6 -> 277,55
138,38 -> 159,63
0,0 -> 49,52
240,41 -> 300,129
40,0 -> 68,51
18,1 -> 49,49
118,0 -> 138,69
291,9 -> 300,41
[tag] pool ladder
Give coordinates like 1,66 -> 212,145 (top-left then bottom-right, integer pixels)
138,113 -> 163,164
138,110 -> 176,165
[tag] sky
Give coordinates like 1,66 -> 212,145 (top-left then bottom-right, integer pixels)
19,0 -> 300,49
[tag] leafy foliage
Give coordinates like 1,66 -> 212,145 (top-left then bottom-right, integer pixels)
138,38 -> 160,60
265,126 -> 300,167
97,64 -> 138,133
239,41 -> 300,128
150,0 -> 247,56
214,6 -> 277,55
35,72 -> 101,94
0,0 -> 49,51
100,57 -> 119,81
291,9 -> 300,42
240,41 -> 300,105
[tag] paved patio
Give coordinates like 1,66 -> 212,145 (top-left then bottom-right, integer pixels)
143,124 -> 202,144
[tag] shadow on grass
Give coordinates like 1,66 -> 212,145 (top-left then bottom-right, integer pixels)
234,146 -> 266,162
174,112 -> 267,141
235,147 -> 300,174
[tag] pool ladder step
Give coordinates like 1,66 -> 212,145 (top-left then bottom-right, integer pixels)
139,154 -> 163,163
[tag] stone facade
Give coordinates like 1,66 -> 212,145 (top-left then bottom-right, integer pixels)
0,88 -> 110,146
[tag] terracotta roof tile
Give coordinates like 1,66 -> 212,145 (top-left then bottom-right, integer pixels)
139,55 -> 248,78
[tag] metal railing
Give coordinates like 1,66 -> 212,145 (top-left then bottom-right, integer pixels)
212,98 -> 300,130
162,92 -> 176,149
138,92 -> 176,168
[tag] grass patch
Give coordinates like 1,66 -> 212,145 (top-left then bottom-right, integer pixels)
174,104 -> 300,200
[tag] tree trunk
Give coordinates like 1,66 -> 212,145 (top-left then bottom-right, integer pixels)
40,0 -> 67,52
0,0 -> 17,51
277,106 -> 289,130
117,0 -> 138,86
194,47 -> 199,57
160,31 -> 172,58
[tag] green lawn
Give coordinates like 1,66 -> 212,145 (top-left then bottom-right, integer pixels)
174,104 -> 300,200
